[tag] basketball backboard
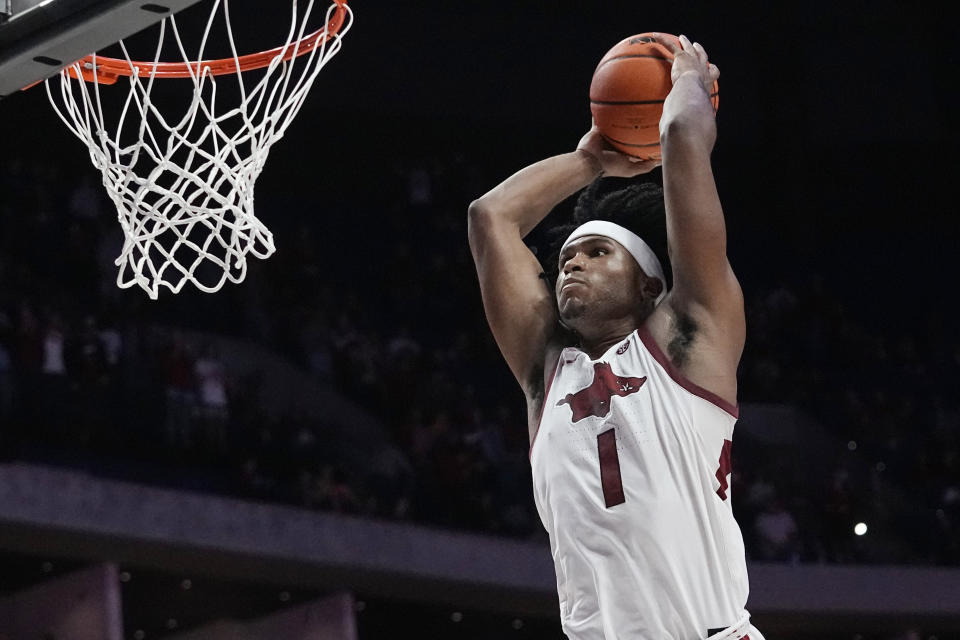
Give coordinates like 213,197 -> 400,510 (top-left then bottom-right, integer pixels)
0,0 -> 203,97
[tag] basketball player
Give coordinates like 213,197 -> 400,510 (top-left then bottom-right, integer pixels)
467,35 -> 764,639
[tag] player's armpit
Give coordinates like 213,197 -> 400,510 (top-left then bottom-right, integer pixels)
468,202 -> 558,395
662,269 -> 745,365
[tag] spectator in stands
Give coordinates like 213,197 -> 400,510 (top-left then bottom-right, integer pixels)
1,150 -> 959,568
38,312 -> 69,437
40,313 -> 67,380
67,315 -> 110,443
302,464 -> 360,514
162,333 -> 196,450
97,315 -> 123,371
754,498 -> 800,562
194,342 -> 229,453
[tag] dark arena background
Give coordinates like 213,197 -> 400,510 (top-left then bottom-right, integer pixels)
0,0 -> 958,638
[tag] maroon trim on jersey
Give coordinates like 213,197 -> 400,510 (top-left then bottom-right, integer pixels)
597,428 -> 626,507
715,439 -> 733,500
636,325 -> 740,418
529,356 -> 561,461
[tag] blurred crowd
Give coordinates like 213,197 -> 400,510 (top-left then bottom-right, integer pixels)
0,151 -> 957,567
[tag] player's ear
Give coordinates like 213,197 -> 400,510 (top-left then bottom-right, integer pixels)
639,272 -> 664,302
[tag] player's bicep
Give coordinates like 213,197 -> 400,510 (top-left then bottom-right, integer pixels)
468,206 -> 557,392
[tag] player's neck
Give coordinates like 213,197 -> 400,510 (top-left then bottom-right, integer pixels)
577,317 -> 642,359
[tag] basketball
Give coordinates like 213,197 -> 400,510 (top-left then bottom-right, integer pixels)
589,32 -> 719,160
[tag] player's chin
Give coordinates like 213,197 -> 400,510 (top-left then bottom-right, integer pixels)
559,284 -> 589,305
558,297 -> 588,326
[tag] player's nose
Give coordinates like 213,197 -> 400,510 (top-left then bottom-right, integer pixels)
563,252 -> 586,274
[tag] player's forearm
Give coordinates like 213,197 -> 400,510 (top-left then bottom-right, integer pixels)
469,150 -> 601,238
660,72 -> 729,296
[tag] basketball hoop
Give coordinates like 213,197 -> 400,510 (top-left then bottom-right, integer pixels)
46,0 -> 353,299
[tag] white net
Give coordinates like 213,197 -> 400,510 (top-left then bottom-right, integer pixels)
46,0 -> 353,299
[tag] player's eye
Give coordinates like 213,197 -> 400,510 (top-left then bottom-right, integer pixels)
592,248 -> 608,257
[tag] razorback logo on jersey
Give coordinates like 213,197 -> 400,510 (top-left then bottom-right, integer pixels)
557,362 -> 646,422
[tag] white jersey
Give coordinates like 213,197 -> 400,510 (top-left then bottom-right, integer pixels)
530,326 -> 758,640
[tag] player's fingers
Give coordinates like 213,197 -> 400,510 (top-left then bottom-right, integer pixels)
679,34 -> 693,52
692,42 -> 709,66
708,63 -> 720,83
650,32 -> 680,55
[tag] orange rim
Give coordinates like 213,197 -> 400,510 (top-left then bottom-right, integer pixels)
68,0 -> 349,85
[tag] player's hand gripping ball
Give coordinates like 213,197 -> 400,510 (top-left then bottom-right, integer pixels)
589,32 -> 719,160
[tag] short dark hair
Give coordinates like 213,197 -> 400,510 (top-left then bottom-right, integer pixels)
541,177 -> 671,288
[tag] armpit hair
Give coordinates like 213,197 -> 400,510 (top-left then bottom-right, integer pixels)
667,311 -> 698,367
525,359 -> 544,398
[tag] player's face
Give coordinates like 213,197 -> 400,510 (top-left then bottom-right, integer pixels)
555,235 -> 645,327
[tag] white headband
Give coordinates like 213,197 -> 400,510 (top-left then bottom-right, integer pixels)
560,220 -> 668,305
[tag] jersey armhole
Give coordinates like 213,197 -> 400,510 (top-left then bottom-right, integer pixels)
636,324 -> 740,419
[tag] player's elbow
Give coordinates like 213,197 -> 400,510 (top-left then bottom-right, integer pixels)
468,197 -> 527,255
468,198 -> 491,223
659,109 -> 716,151
467,199 -> 494,253
468,197 -> 504,235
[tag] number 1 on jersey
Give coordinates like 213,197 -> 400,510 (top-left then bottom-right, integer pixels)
597,428 -> 625,507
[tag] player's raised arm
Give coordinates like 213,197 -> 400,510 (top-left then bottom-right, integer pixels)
653,34 -> 745,345
468,132 -> 658,399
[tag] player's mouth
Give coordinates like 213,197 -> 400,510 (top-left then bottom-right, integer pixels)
561,278 -> 588,291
